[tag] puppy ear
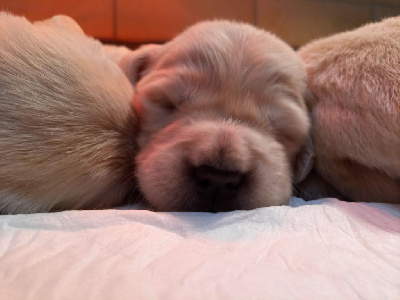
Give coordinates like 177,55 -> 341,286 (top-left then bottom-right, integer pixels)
293,134 -> 315,183
119,44 -> 161,87
292,84 -> 317,183
102,45 -> 132,65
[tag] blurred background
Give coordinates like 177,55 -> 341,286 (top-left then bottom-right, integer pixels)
1,0 -> 399,48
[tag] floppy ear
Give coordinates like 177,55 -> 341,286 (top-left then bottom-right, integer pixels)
102,45 -> 132,66
119,44 -> 161,87
292,83 -> 317,183
293,132 -> 315,184
293,136 -> 347,200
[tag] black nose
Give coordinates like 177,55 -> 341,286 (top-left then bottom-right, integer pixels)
193,165 -> 243,198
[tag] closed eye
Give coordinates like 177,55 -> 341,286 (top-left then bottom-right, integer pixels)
147,94 -> 177,112
162,100 -> 176,111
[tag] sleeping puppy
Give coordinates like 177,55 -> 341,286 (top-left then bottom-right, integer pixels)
105,21 -> 309,212
296,16 -> 400,203
0,13 -> 137,214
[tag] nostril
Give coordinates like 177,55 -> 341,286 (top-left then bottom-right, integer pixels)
193,165 -> 243,196
226,181 -> 240,190
197,178 -> 210,189
225,172 -> 242,188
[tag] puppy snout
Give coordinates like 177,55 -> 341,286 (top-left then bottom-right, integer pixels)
193,165 -> 243,199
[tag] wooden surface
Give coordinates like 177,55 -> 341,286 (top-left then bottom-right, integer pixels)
116,0 -> 255,42
0,0 -> 113,39
0,0 -> 398,46
257,0 -> 373,47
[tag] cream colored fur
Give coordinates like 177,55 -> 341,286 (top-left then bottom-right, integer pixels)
106,21 -> 309,212
0,13 -> 137,214
297,16 -> 400,203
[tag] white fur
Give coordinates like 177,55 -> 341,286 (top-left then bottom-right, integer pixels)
0,13 -> 138,214
297,16 -> 400,203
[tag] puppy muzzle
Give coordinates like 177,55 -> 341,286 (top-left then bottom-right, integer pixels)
136,119 -> 291,212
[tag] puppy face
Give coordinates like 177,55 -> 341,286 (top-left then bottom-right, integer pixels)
131,21 -> 309,212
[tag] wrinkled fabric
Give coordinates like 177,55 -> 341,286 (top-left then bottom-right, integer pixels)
0,198 -> 399,300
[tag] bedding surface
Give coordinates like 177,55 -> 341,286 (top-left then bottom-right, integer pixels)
1,198 -> 399,300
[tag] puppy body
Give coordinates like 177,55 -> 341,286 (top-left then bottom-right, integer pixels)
0,13 -> 137,214
109,21 -> 309,212
297,17 -> 400,203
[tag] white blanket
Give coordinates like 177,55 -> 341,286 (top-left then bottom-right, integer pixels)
1,198 -> 399,300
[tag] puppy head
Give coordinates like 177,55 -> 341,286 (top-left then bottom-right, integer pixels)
0,14 -> 137,213
127,21 -> 309,212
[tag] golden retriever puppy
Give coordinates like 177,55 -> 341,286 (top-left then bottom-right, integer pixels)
105,21 -> 309,212
296,16 -> 400,203
0,13 -> 137,214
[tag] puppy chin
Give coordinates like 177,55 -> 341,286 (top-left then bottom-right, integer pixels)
136,118 -> 292,212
